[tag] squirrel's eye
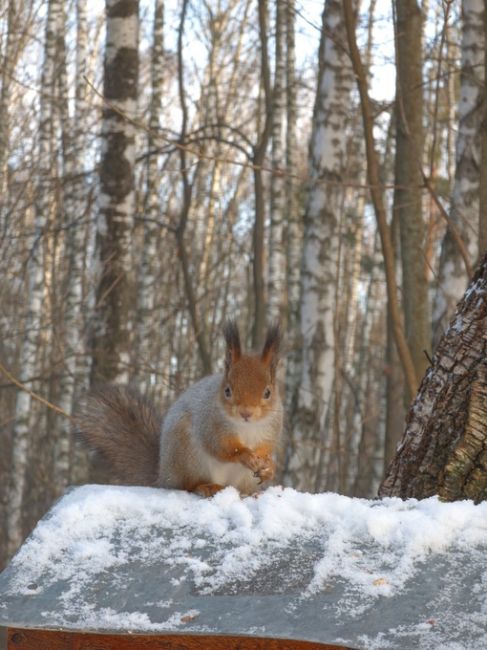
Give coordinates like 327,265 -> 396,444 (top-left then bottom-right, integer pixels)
224,385 -> 232,399
263,387 -> 271,400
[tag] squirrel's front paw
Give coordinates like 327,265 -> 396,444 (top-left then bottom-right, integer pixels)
246,454 -> 275,484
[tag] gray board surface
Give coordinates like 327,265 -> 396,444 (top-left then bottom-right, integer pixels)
0,484 -> 486,650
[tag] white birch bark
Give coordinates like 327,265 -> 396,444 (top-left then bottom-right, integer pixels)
0,0 -> 18,199
285,0 -> 300,330
136,0 -> 164,388
55,0 -> 91,490
72,0 -> 93,398
6,0 -> 61,557
283,0 -> 302,423
91,0 -> 139,384
285,0 -> 355,491
433,0 -> 483,344
267,0 -> 286,321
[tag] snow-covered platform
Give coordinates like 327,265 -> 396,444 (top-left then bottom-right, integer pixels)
1,485 -> 487,649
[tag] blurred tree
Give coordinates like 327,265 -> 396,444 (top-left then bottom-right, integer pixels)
394,0 -> 431,393
433,0 -> 484,344
285,0 -> 355,491
6,0 -> 63,557
268,0 -> 286,323
135,0 -> 165,388
91,0 -> 139,384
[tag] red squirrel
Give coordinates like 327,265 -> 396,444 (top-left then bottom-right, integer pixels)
77,321 -> 283,496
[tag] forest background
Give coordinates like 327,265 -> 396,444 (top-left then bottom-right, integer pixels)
0,0 -> 484,568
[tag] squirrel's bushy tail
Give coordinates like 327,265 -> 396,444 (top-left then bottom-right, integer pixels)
75,385 -> 161,486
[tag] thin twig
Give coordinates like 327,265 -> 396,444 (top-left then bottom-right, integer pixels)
84,75 -> 428,195
0,361 -> 72,420
422,173 -> 473,277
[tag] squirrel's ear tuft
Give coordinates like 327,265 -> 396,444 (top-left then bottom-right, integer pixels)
223,319 -> 241,371
261,322 -> 281,378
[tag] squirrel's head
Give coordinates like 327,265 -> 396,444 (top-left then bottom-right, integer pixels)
220,320 -> 281,423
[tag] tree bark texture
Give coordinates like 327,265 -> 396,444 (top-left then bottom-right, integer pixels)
284,0 -> 301,368
380,251 -> 487,501
394,0 -> 430,388
267,0 -> 286,323
433,0 -> 484,344
283,0 -> 302,458
136,0 -> 164,387
479,0 -> 487,254
251,0 -> 272,349
285,0 -> 355,491
55,0 -> 91,491
0,0 -> 19,198
91,0 -> 139,385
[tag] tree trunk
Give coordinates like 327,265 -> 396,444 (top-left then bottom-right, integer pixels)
343,0 -> 418,398
285,0 -> 355,491
282,0 -> 301,476
285,0 -> 299,328
267,0 -> 286,323
55,0 -> 92,491
135,0 -> 164,387
380,251 -> 487,501
251,0 -> 272,349
174,0 -> 212,376
6,0 -> 61,557
394,0 -> 430,392
433,0 -> 483,344
479,0 -> 487,253
91,0 -> 139,385
0,0 -> 19,199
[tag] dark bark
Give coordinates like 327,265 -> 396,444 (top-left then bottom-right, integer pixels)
91,0 -> 139,384
480,0 -> 487,254
380,252 -> 487,501
342,0 -> 418,398
393,0 -> 430,394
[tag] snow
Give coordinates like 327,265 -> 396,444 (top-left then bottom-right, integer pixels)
1,485 -> 487,649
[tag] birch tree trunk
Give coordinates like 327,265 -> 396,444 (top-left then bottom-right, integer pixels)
267,0 -> 286,322
285,0 -> 355,491
6,0 -> 61,557
136,0 -> 164,387
394,0 -> 430,390
55,0 -> 91,490
284,0 -> 300,344
91,0 -> 139,385
283,0 -> 302,458
252,0 -> 272,348
0,0 -> 20,199
433,0 -> 483,344
380,251 -> 487,501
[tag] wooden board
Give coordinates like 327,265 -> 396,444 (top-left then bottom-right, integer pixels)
7,629 -> 355,650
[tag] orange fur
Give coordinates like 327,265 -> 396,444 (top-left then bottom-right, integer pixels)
220,354 -> 280,423
192,483 -> 225,497
77,321 -> 283,495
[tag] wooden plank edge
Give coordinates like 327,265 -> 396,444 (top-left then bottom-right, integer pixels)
7,628 -> 358,650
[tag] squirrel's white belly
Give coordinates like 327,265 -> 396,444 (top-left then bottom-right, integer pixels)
202,451 -> 259,494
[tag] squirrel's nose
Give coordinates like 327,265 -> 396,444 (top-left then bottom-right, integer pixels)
239,410 -> 251,421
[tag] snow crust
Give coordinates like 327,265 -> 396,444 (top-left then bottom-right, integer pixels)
2,485 -> 487,649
